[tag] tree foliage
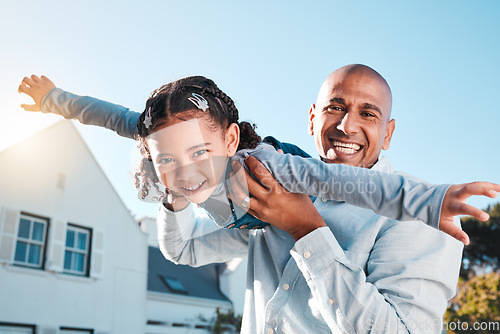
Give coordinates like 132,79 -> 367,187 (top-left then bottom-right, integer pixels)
213,308 -> 242,334
444,203 -> 500,332
460,203 -> 500,279
445,273 -> 500,333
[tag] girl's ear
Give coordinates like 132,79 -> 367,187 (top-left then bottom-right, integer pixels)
225,123 -> 240,157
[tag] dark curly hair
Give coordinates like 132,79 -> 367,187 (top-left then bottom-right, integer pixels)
134,76 -> 261,201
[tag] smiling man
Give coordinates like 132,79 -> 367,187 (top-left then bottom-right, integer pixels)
310,65 -> 395,167
226,64 -> 464,333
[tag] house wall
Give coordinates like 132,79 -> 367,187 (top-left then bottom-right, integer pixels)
140,216 -> 248,317
0,122 -> 148,334
146,292 -> 232,334
219,257 -> 247,316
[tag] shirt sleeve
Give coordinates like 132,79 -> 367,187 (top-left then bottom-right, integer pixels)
290,221 -> 462,333
156,202 -> 250,267
41,87 -> 140,139
248,149 -> 450,229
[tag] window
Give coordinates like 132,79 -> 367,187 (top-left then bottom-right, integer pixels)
161,276 -> 188,294
59,327 -> 93,334
63,225 -> 91,276
0,322 -> 35,334
13,213 -> 48,269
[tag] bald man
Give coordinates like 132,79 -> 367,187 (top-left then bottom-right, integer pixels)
19,65 -> 463,333
227,65 -> 463,333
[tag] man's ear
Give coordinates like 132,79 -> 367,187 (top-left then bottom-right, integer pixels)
382,119 -> 395,150
308,104 -> 316,136
225,123 -> 240,157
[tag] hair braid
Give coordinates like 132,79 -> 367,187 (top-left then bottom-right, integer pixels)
201,86 -> 260,150
202,86 -> 239,123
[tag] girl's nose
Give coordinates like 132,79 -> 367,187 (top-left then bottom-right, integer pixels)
175,162 -> 197,181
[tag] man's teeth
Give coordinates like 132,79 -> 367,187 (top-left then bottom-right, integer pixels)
332,141 -> 361,154
182,181 -> 204,191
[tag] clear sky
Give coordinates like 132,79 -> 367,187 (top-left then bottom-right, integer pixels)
1,0 -> 499,219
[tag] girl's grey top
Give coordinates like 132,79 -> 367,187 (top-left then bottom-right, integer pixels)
42,87 -> 449,229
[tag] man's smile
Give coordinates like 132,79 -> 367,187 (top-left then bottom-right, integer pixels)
326,138 -> 364,159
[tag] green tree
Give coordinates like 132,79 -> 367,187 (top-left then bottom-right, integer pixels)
445,273 -> 500,333
213,308 -> 242,334
460,203 -> 500,279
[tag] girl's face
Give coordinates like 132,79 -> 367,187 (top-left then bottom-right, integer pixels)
146,113 -> 239,204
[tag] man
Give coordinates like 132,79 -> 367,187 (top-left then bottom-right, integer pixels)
19,66 -> 482,333
221,64 -> 463,333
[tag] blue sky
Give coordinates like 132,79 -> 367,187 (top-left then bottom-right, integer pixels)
1,0 -> 499,218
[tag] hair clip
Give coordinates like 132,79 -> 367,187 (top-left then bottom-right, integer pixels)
187,93 -> 209,112
144,107 -> 152,129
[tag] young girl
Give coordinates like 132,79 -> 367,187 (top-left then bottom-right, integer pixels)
19,74 -> 500,244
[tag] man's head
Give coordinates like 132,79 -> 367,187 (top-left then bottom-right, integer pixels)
308,64 -> 395,168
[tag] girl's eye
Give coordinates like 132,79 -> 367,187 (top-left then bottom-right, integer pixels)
193,149 -> 208,158
158,157 -> 174,164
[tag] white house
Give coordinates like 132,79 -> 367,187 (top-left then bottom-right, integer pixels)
0,121 -> 245,334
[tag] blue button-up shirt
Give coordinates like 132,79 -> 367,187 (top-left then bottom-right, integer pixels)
158,156 -> 462,333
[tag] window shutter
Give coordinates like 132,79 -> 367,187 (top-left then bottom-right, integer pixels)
90,228 -> 104,279
47,220 -> 66,272
0,207 -> 20,264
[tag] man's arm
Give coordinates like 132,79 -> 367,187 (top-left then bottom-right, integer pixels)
290,222 -> 461,333
232,157 -> 462,332
19,75 -> 140,139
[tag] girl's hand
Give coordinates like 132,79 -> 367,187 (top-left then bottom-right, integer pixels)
440,182 -> 500,245
18,75 -> 56,112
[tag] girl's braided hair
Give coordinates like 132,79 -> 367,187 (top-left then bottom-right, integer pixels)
134,76 -> 261,200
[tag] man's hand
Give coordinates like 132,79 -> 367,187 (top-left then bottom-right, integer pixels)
228,156 -> 326,241
440,182 -> 500,245
18,75 -> 56,112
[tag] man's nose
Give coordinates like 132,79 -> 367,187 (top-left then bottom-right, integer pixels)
336,112 -> 358,135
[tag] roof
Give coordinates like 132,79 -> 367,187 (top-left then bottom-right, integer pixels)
147,246 -> 230,302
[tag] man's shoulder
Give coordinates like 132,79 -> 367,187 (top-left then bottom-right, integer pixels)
262,136 -> 312,158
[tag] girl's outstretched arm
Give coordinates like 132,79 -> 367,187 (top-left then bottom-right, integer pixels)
19,75 -> 139,139
231,152 -> 499,244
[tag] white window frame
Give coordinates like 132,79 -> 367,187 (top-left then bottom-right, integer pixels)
59,327 -> 93,334
13,213 -> 48,269
63,224 -> 91,276
0,322 -> 35,334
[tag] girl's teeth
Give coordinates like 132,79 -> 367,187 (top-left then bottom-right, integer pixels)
183,181 -> 204,191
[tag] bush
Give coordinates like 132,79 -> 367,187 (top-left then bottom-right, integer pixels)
445,273 -> 500,333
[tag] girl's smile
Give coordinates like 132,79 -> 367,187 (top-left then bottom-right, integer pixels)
146,113 -> 238,204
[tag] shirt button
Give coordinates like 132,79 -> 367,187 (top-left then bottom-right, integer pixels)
303,251 -> 311,259
283,283 -> 290,291
328,298 -> 334,305
267,329 -> 274,334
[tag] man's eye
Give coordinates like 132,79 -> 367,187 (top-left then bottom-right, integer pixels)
361,111 -> 376,117
193,149 -> 208,158
326,105 -> 344,112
